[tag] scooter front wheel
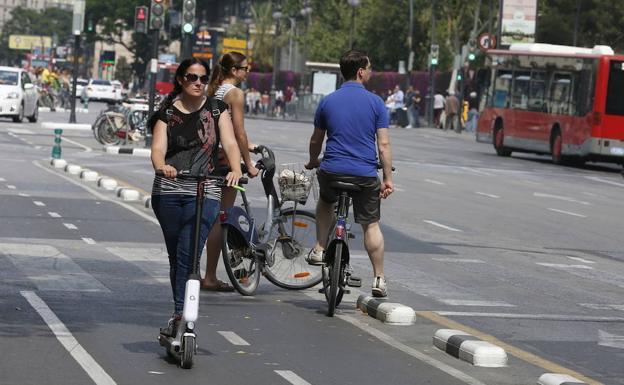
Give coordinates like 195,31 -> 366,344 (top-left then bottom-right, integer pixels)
180,335 -> 195,369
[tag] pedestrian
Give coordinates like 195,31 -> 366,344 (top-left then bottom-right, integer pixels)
149,57 -> 243,334
391,85 -> 405,127
444,91 -> 460,132
433,91 -> 445,128
274,88 -> 284,117
260,91 -> 269,114
465,91 -> 479,133
305,49 -> 394,298
201,51 -> 259,291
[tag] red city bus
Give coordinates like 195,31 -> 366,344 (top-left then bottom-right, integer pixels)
155,62 -> 179,95
476,43 -> 624,165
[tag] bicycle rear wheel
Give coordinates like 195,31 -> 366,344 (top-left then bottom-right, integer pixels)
93,115 -> 121,145
323,242 -> 344,317
264,209 -> 322,290
221,225 -> 261,296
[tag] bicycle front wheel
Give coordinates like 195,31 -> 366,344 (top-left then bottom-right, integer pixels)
264,209 -> 322,290
94,115 -> 121,145
221,225 -> 261,296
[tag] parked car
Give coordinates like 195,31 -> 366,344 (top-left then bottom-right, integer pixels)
85,79 -> 120,102
76,78 -> 88,96
0,66 -> 38,122
110,80 -> 128,98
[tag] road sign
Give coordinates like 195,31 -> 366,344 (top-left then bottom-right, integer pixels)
478,33 -> 496,51
9,35 -> 52,50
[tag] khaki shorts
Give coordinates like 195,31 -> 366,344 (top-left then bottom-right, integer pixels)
317,170 -> 381,225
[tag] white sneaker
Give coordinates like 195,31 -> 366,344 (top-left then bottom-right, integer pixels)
371,276 -> 388,298
306,247 -> 324,266
405,125 -> 412,129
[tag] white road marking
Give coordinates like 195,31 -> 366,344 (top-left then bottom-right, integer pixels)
34,160 -> 158,225
534,192 -> 590,205
598,330 -> 624,349
7,184 -> 16,189
475,191 -> 500,199
460,167 -> 494,176
585,176 -> 624,188
106,247 -> 169,284
48,212 -> 62,218
536,262 -> 594,270
1,243 -> 109,292
63,223 -> 78,230
578,303 -> 624,311
425,179 -> 445,185
35,145 -> 42,149
148,371 -> 164,375
0,177 -> 5,181
423,220 -> 462,232
274,371 -> 312,385
62,137 -> 93,152
33,201 -> 45,206
438,299 -> 516,307
21,291 -> 117,385
566,256 -> 595,264
432,258 -> 485,263
394,186 -> 405,192
217,331 -> 250,346
8,128 -> 34,134
18,193 -> 30,197
435,311 -> 624,322
82,237 -> 96,245
547,208 -> 586,218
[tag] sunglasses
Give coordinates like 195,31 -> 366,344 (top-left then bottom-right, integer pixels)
183,73 -> 209,84
235,66 -> 250,72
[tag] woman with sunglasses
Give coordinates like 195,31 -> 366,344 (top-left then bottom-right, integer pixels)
200,51 -> 259,292
149,57 -> 242,334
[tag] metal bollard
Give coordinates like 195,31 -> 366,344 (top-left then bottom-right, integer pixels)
52,128 -> 63,159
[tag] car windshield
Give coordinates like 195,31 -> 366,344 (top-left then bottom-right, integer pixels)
0,70 -> 19,86
92,80 -> 111,86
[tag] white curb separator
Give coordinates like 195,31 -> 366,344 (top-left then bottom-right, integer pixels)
118,188 -> 140,201
41,122 -> 92,130
65,164 -> 82,175
433,329 -> 507,367
142,195 -> 152,209
80,170 -> 99,182
538,373 -> 588,385
51,159 -> 67,168
356,295 -> 416,325
97,177 -> 118,190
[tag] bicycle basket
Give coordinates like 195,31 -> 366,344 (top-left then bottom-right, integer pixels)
277,163 -> 314,204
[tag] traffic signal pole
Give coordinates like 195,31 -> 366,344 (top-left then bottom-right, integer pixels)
69,33 -> 80,124
146,30 -> 158,147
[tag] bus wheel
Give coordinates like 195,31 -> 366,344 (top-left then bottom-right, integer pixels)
494,128 -> 511,157
551,132 -> 563,164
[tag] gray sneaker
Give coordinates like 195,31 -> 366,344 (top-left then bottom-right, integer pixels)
371,276 -> 388,298
306,247 -> 324,266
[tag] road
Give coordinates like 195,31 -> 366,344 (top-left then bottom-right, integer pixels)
1,105 -> 623,385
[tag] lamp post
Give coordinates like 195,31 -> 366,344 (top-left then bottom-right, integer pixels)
271,2 -> 282,92
244,3 -> 252,58
347,0 -> 360,49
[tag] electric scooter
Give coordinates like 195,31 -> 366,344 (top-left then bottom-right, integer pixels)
156,170 -> 246,369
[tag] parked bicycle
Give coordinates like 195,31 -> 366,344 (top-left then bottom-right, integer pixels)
92,99 -> 149,145
221,145 -> 322,295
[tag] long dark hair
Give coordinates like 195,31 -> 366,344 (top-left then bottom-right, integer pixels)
207,51 -> 246,96
148,57 -> 210,129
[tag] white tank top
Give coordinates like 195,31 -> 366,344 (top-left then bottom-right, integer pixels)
214,83 -> 236,104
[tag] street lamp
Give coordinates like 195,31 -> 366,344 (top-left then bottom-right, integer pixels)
347,0 -> 360,49
271,2 -> 282,92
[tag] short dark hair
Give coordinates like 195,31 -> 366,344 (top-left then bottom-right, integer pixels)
339,50 -> 369,81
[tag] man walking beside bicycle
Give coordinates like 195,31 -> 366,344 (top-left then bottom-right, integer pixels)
305,50 -> 394,298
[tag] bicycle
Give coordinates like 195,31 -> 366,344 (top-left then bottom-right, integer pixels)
220,145 -> 322,296
319,165 -> 394,317
92,100 -> 148,145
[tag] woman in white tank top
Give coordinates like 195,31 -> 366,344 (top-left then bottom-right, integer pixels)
201,51 -> 258,291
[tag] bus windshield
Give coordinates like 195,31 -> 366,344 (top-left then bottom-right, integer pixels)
606,60 -> 624,116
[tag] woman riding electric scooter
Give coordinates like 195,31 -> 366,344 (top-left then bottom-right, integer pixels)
149,58 -> 242,361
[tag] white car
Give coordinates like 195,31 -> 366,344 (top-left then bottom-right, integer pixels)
85,79 -> 120,102
0,66 -> 38,123
110,80 -> 127,98
76,78 -> 88,97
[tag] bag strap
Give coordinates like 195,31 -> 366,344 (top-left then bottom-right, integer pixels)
210,98 -> 221,119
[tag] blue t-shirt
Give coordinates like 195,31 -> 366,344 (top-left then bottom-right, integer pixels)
314,82 -> 389,177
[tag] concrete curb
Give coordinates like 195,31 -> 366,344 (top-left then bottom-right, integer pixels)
39,107 -> 89,113
433,329 -> 507,367
104,146 -> 151,157
538,373 -> 588,385
41,122 -> 92,130
356,295 -> 416,325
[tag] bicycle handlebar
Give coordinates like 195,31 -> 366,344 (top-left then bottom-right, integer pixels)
155,170 -> 248,190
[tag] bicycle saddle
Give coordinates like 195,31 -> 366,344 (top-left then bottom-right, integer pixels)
329,181 -> 362,192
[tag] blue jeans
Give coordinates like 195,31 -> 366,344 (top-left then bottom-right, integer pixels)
152,194 -> 220,314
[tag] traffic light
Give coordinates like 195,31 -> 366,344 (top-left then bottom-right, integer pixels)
135,6 -> 148,34
456,72 -> 463,81
430,44 -> 439,66
87,19 -> 94,33
182,0 -> 196,34
150,0 -> 165,30
468,39 -> 476,61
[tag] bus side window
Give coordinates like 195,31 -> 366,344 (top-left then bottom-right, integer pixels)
550,73 -> 572,115
529,71 -> 546,112
492,70 -> 512,108
512,71 -> 530,110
